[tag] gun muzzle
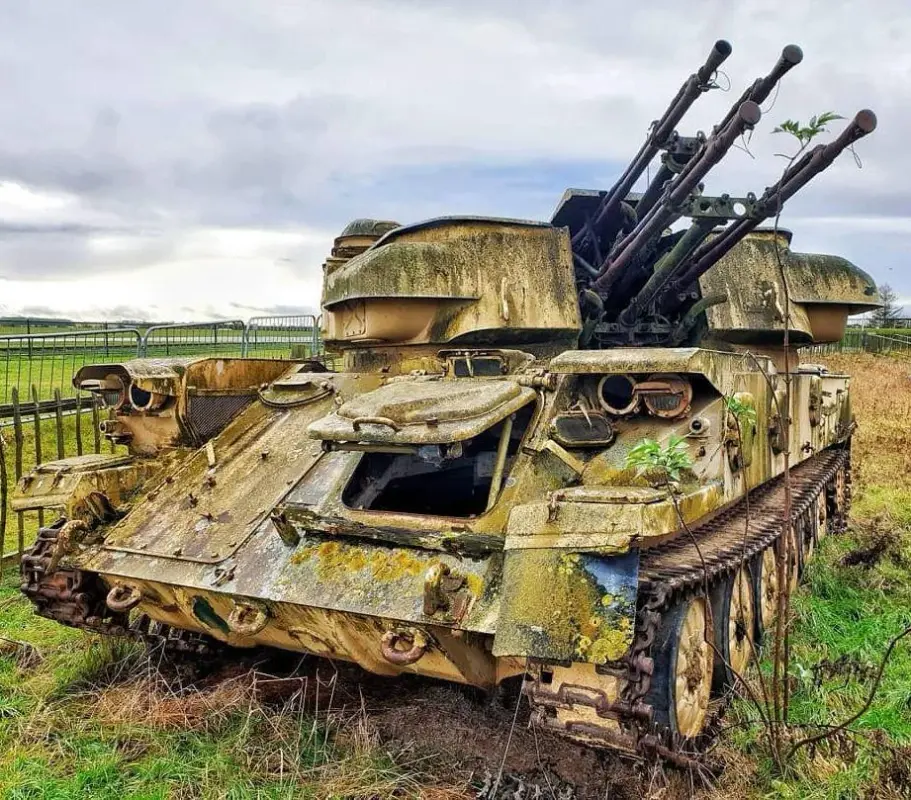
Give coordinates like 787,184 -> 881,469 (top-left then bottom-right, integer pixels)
716,45 -> 803,133
669,109 -> 877,291
570,40 -> 732,249
592,101 -> 761,294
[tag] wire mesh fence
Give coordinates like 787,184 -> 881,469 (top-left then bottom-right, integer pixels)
140,320 -> 247,359
244,315 -> 321,358
805,329 -> 911,356
0,328 -> 143,407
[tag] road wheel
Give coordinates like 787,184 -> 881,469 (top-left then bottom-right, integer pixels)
817,490 -> 828,540
711,567 -> 756,693
646,595 -> 713,738
753,547 -> 779,646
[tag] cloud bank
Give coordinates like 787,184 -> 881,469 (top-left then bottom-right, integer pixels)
0,0 -> 906,319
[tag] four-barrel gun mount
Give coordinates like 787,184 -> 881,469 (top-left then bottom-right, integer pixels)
553,40 -> 877,346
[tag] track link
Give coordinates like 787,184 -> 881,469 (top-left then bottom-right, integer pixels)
20,520 -> 217,658
20,446 -> 852,768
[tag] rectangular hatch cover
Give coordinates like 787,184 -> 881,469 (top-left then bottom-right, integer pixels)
307,378 -> 536,445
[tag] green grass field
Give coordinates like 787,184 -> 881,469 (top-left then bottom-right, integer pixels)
0,353 -> 909,799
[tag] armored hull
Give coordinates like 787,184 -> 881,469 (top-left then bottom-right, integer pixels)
17,39 -> 879,763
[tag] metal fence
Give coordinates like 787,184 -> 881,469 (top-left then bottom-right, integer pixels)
245,315 -> 322,359
0,328 -> 143,407
805,329 -> 911,357
0,315 -> 322,411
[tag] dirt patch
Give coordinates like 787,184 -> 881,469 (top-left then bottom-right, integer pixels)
875,744 -> 911,799
839,520 -> 905,570
233,657 -> 700,800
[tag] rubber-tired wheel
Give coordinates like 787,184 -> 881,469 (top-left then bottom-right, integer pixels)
645,594 -> 713,738
710,566 -> 755,693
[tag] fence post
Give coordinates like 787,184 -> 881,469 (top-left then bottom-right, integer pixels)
12,388 -> 24,555
31,385 -> 44,528
75,393 -> 84,456
0,428 -> 7,575
54,388 -> 65,460
92,397 -> 101,454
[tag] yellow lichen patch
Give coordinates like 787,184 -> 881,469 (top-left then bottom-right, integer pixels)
368,549 -> 424,581
586,617 -> 634,664
496,549 -> 636,663
464,573 -> 484,598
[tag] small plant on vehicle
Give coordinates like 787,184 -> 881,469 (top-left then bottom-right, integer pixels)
625,435 -> 693,484
725,394 -> 757,427
772,111 -> 844,148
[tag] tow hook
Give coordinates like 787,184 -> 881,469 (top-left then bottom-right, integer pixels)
381,627 -> 429,666
106,583 -> 142,612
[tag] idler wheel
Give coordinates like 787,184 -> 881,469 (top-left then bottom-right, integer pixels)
645,595 -> 713,738
106,583 -> 142,613
710,566 -> 756,693
381,628 -> 429,666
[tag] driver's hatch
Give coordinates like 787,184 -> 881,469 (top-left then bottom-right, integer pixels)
307,378 -> 536,517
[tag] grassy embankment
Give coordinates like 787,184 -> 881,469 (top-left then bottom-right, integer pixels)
0,352 -> 909,799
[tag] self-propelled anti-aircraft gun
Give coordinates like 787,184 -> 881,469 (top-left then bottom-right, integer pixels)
15,41 -> 880,763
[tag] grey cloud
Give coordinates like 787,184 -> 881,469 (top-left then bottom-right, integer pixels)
0,0 -> 906,308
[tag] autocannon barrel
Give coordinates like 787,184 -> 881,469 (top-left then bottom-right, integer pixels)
618,218 -> 716,326
669,109 -> 877,292
592,100 -> 761,294
715,45 -> 803,133
637,45 -> 803,221
570,40 -> 732,249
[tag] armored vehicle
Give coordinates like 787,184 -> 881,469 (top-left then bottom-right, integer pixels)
16,41 -> 879,763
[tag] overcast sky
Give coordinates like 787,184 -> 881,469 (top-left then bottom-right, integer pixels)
0,1 -> 906,322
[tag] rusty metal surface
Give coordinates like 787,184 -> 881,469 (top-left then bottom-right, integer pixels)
309,378 -> 536,445
321,219 -> 581,347
15,37 -> 879,768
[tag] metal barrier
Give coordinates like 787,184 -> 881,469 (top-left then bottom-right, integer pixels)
806,330 -> 911,356
0,316 -> 324,414
139,320 -> 247,358
244,314 -> 321,358
0,328 -> 143,407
